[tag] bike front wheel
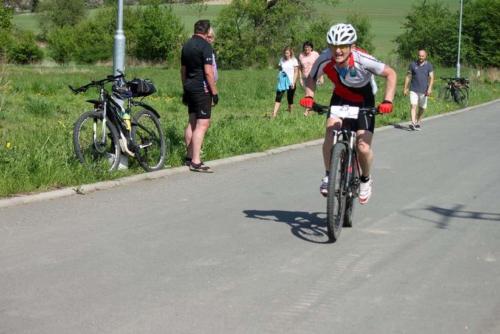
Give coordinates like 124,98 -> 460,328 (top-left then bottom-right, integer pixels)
73,110 -> 121,172
131,109 -> 166,172
327,143 -> 349,242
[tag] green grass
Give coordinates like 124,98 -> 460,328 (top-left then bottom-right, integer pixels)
0,64 -> 499,198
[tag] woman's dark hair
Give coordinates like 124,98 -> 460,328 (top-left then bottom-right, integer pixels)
194,20 -> 211,34
302,41 -> 314,50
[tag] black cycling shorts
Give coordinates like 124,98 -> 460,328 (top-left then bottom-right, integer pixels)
329,93 -> 376,133
185,91 -> 212,119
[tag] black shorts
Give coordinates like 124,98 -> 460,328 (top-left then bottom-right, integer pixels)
185,91 -> 212,119
275,87 -> 296,105
329,93 -> 376,133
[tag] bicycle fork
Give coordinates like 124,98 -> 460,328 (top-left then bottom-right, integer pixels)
332,129 -> 359,198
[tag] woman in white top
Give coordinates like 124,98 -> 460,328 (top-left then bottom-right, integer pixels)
272,46 -> 299,118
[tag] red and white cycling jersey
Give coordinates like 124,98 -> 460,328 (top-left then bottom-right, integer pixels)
310,47 -> 386,103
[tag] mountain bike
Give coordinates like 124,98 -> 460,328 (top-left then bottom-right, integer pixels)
69,72 -> 166,172
439,77 -> 469,106
303,102 -> 379,242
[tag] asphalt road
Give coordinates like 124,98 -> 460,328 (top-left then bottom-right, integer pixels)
1,101 -> 499,334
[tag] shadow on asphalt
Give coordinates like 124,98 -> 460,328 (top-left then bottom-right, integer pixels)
402,204 -> 500,229
243,209 -> 330,244
392,123 -> 411,131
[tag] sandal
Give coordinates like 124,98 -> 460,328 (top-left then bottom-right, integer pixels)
189,161 -> 213,173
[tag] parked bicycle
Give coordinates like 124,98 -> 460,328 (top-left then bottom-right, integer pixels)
70,72 -> 166,172
301,101 -> 380,242
439,77 -> 469,106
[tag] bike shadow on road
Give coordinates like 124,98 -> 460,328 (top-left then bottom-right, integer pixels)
243,209 -> 330,243
402,204 -> 500,229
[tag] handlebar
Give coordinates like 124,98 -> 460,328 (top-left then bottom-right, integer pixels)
68,72 -> 125,94
441,77 -> 469,83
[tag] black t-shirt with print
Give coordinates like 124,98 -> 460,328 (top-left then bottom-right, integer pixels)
181,35 -> 214,93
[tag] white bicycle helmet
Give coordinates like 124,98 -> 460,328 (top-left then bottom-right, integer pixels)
326,23 -> 357,45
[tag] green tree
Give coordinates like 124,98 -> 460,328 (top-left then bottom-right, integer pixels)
215,0 -> 310,69
461,0 -> 500,68
347,13 -> 375,54
39,0 -> 86,40
214,0 -> 339,69
394,1 -> 457,66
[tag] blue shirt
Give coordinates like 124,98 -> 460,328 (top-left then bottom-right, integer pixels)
408,61 -> 433,94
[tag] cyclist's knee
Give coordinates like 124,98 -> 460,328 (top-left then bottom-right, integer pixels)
357,141 -> 371,155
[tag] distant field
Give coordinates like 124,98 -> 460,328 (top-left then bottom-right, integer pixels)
314,0 -> 459,57
13,0 -> 460,58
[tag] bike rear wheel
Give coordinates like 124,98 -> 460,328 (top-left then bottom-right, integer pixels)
343,154 -> 359,228
453,87 -> 469,106
73,110 -> 121,171
131,109 -> 166,172
327,143 -> 348,242
439,86 -> 452,101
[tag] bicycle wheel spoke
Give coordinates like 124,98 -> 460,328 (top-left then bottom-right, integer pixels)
73,111 -> 121,172
131,110 -> 166,172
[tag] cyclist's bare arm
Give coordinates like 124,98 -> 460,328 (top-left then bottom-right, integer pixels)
304,74 -> 317,98
204,63 -> 218,95
380,65 -> 397,102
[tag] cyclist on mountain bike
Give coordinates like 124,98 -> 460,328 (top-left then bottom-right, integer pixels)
301,23 -> 396,204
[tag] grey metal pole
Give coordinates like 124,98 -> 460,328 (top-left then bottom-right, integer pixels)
456,0 -> 463,78
113,0 -> 126,76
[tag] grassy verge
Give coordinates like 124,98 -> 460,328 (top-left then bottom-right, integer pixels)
0,64 -> 498,198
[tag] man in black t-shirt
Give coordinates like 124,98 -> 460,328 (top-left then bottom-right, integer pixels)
181,19 -> 218,173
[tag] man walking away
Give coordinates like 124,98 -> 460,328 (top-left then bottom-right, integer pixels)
181,19 -> 218,172
403,49 -> 434,131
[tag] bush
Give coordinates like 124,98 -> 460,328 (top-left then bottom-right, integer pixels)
7,31 -> 43,64
0,5 -> 14,60
130,3 -> 185,64
72,19 -> 113,64
47,26 -> 76,64
39,0 -> 86,28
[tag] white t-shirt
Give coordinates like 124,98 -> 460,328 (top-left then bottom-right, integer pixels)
279,57 -> 299,84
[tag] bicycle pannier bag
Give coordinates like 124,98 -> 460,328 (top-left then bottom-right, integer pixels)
128,78 -> 156,97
